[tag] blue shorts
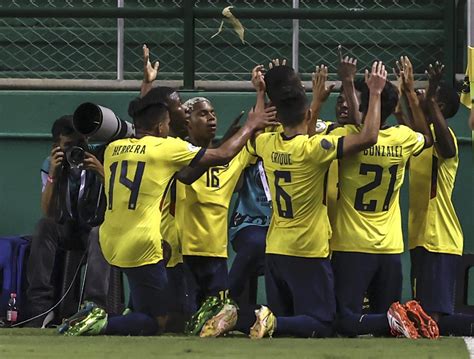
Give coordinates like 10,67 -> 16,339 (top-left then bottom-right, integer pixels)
331,251 -> 402,316
410,246 -> 460,314
265,254 -> 336,324
122,261 -> 168,318
183,255 -> 228,308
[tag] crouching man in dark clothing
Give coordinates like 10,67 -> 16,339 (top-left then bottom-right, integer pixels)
25,115 -> 111,327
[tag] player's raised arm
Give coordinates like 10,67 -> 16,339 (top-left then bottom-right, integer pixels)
309,64 -> 334,136
252,64 -> 266,113
399,56 -> 433,148
196,107 -> 277,166
140,44 -> 160,98
340,61 -> 385,156
392,64 -> 413,126
337,45 -> 362,124
424,61 -> 456,158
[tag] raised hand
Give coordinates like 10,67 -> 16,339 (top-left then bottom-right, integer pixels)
425,61 -> 444,99
365,61 -> 387,95
397,56 -> 415,93
143,44 -> 160,84
268,58 -> 287,69
246,106 -> 278,131
251,64 -> 266,92
312,65 -> 334,105
83,152 -> 104,179
337,45 -> 357,82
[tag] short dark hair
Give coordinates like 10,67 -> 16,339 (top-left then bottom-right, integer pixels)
132,104 -> 168,131
264,65 -> 302,104
128,87 -> 170,131
274,85 -> 308,127
436,82 -> 460,119
51,115 -> 75,143
264,65 -> 307,126
128,87 -> 173,118
359,81 -> 399,124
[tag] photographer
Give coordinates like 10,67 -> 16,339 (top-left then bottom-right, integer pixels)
25,115 -> 110,327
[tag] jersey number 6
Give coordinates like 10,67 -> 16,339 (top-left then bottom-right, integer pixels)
274,170 -> 294,218
108,160 -> 146,210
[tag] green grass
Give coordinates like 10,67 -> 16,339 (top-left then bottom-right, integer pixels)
0,329 -> 468,359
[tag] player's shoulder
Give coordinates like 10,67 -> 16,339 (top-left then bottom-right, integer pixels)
254,131 -> 277,147
326,123 -> 358,136
383,124 -> 419,139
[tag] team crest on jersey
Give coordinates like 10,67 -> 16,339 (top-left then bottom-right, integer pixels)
315,120 -> 327,134
320,138 -> 332,150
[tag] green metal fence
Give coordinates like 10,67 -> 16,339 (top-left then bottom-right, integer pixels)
0,0 -> 461,88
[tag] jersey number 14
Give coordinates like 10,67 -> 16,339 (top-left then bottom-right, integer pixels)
108,160 -> 146,210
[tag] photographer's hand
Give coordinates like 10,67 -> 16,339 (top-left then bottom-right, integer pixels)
49,146 -> 64,178
84,152 -> 104,181
41,146 -> 63,216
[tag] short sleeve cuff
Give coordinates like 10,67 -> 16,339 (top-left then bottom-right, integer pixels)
336,136 -> 345,159
189,148 -> 207,167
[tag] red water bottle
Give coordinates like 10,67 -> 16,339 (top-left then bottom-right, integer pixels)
6,293 -> 18,326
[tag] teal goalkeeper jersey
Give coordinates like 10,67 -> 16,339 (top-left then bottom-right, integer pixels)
228,162 -> 272,242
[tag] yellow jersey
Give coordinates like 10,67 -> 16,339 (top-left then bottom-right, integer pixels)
248,131 -> 342,258
317,121 -> 340,229
177,148 -> 253,258
160,177 -> 184,267
100,136 -> 203,268
329,125 -> 425,254
408,125 -> 463,255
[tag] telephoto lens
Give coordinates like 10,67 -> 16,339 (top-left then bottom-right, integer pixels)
73,102 -> 134,142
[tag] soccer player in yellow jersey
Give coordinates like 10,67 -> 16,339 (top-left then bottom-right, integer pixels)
407,62 -> 473,336
201,60 -> 388,339
137,46 -> 196,331
310,50 -> 364,227
175,97 -> 254,310
328,56 -> 439,338
62,85 -> 277,336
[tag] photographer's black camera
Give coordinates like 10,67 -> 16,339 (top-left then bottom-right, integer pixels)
65,145 -> 86,169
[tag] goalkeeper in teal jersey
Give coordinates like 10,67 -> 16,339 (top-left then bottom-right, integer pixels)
228,160 -> 272,303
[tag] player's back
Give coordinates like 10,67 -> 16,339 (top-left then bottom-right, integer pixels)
408,125 -> 463,254
100,135 -> 201,267
252,131 -> 341,258
330,124 -> 425,253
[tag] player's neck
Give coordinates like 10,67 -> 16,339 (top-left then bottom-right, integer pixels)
283,122 -> 308,137
135,130 -> 158,139
189,135 -> 211,148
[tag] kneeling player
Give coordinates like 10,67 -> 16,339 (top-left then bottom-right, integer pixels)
200,60 -> 387,338
329,56 -> 438,339
408,61 -> 474,336
59,87 -> 277,336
